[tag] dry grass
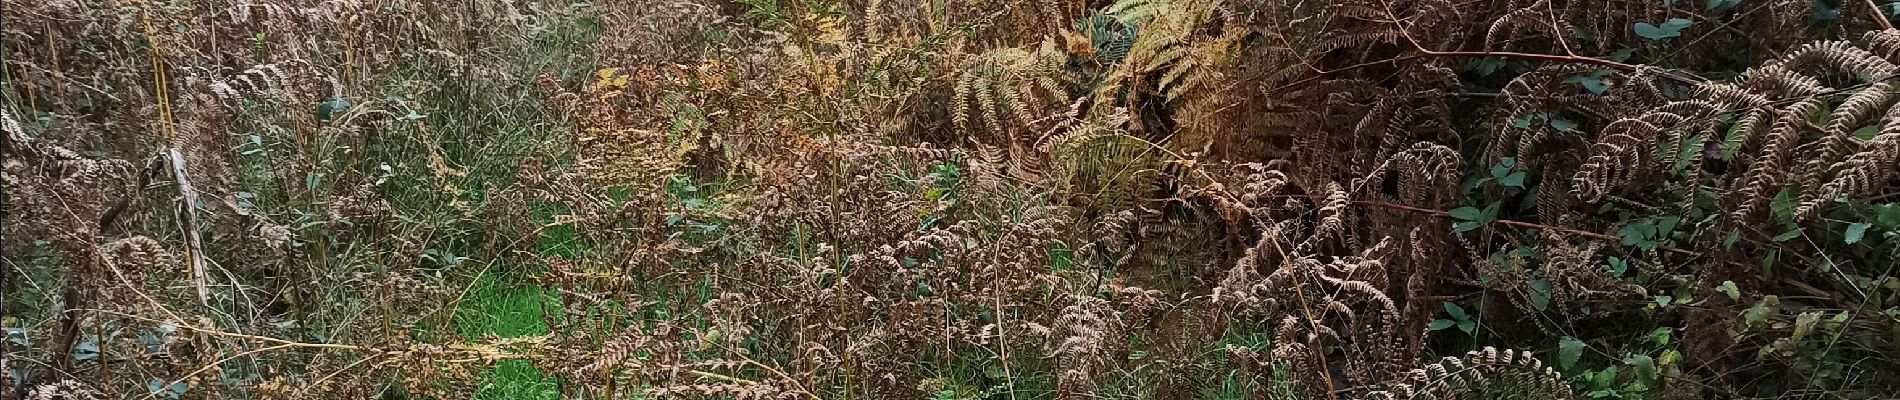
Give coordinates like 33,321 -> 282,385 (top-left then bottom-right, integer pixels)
4,1 -> 1899,399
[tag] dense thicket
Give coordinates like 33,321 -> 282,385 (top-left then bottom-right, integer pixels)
3,1 -> 1897,399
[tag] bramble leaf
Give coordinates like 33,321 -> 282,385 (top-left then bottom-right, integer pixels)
1498,171 -> 1526,188
1564,70 -> 1612,95
1719,280 -> 1740,300
1549,118 -> 1579,132
1633,18 -> 1691,39
1445,302 -> 1468,319
1844,222 -> 1871,244
1559,336 -> 1586,371
1530,278 -> 1553,311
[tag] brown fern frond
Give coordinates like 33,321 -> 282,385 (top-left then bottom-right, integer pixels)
1371,347 -> 1575,400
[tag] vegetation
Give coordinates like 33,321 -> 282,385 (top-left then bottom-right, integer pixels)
3,0 -> 1898,399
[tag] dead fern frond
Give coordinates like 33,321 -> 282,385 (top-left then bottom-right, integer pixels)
1370,347 -> 1574,400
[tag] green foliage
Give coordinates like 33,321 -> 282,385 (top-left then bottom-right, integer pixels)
9,0 -> 1900,399
1633,18 -> 1692,40
1450,202 -> 1500,232
1562,326 -> 1684,399
1558,336 -> 1585,371
146,378 -> 188,399
456,273 -> 560,400
1431,302 -> 1477,336
1605,256 -> 1629,278
1844,222 -> 1871,244
1488,157 -> 1527,188
1529,277 -> 1554,311
1718,280 -> 1740,300
315,97 -> 351,122
1078,10 -> 1139,66
1564,70 -> 1612,95
474,361 -> 561,400
736,0 -> 790,28
1615,216 -> 1678,251
663,174 -> 733,245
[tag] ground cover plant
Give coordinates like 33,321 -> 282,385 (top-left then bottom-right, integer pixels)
3,0 -> 1899,399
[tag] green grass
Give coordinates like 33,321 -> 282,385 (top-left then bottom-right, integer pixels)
449,193 -> 586,400
455,273 -> 560,400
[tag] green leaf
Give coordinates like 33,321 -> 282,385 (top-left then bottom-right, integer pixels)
1624,354 -> 1657,381
1671,284 -> 1695,305
1498,171 -> 1526,188
1672,134 -> 1702,173
1844,222 -> 1872,244
1649,327 -> 1672,347
1719,280 -> 1740,300
1490,158 -> 1515,178
1450,203 -> 1501,232
1606,256 -> 1628,277
1609,48 -> 1637,62
1457,319 -> 1476,334
1772,228 -> 1802,242
1444,302 -> 1468,320
1530,278 -> 1553,311
1455,220 -> 1484,232
1469,57 -> 1505,76
1721,122 -> 1747,160
1878,204 -> 1900,228
1595,365 -> 1619,388
316,97 -> 350,121
1512,114 -> 1536,129
148,379 -> 188,399
1619,220 -> 1656,248
1813,0 -> 1841,21
1853,125 -> 1881,140
1572,76 -> 1609,95
1549,118 -> 1579,132
1559,336 -> 1586,371
1563,70 -> 1612,95
1653,295 -> 1673,308
1633,18 -> 1692,40
1429,319 -> 1456,331
1771,186 -> 1799,224
1791,311 -> 1822,340
74,339 -> 98,361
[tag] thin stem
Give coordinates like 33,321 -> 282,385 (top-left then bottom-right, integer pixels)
1269,0 -> 1709,95
1866,0 -> 1895,30
1264,237 -> 1340,400
84,310 -> 367,351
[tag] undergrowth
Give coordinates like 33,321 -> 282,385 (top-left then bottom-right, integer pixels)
456,273 -> 560,400
3,0 -> 1898,399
